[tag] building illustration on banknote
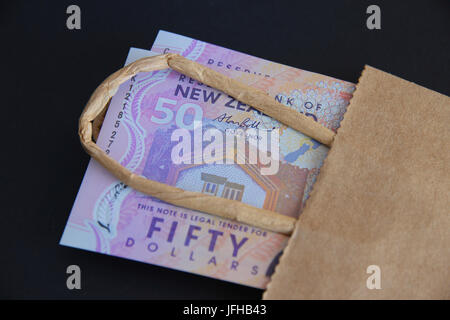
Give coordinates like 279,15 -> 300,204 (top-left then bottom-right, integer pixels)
141,122 -> 309,217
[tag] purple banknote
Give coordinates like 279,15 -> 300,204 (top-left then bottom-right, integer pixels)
61,31 -> 354,288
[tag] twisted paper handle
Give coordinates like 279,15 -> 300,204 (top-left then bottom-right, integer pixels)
79,53 -> 336,235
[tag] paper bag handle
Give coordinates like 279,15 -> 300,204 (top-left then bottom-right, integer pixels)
79,53 -> 335,235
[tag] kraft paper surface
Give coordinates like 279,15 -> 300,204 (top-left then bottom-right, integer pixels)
264,66 -> 450,299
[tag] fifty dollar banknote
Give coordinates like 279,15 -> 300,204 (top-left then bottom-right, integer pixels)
60,31 -> 354,288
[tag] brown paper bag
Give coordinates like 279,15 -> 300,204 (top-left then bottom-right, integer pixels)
263,66 -> 450,299
81,54 -> 449,298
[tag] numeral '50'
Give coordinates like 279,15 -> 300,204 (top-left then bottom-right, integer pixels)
150,97 -> 203,130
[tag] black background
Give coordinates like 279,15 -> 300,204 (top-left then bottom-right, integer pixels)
1,0 -> 448,299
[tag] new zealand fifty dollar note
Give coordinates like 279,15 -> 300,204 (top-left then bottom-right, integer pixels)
60,31 -> 354,288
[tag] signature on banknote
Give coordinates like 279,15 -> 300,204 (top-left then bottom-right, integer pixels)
213,113 -> 261,129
